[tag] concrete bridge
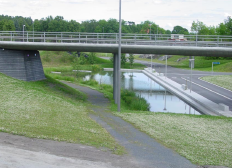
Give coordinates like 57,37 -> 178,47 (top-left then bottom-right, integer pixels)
0,31 -> 232,80
0,31 -> 232,112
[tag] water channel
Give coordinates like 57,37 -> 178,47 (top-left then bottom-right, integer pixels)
83,71 -> 201,115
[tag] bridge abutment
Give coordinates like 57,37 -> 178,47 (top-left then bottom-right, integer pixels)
0,49 -> 45,81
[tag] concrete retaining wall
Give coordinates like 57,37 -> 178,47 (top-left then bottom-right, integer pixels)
0,49 -> 45,81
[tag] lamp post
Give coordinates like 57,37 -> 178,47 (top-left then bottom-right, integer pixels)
164,89 -> 167,111
33,21 -> 34,42
23,25 -> 25,42
117,0 -> 122,112
189,59 -> 194,93
165,55 -> 167,79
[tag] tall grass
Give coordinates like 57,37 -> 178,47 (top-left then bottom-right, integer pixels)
0,73 -> 124,154
116,112 -> 232,167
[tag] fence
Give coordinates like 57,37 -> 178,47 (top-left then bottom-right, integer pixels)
0,31 -> 232,48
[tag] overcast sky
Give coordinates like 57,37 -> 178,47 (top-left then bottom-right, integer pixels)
1,0 -> 231,31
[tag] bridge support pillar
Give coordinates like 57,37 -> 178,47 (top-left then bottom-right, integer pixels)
113,53 -> 117,104
0,49 -> 45,81
189,56 -> 195,68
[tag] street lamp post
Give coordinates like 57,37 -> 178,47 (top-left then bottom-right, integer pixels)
189,59 -> 194,93
165,55 -> 167,79
117,0 -> 122,112
23,25 -> 25,42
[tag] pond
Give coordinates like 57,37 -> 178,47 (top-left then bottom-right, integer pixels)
83,71 -> 201,115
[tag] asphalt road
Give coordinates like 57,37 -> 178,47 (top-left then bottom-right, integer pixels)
135,59 -> 232,111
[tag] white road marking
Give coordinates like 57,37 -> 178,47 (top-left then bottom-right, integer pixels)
181,77 -> 232,101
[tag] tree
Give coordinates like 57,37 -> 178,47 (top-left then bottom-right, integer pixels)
225,16 -> 232,35
191,20 -> 209,35
128,54 -> 134,68
121,54 -> 127,66
172,25 -> 189,35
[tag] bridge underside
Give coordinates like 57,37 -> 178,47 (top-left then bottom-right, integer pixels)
0,42 -> 232,57
0,49 -> 45,81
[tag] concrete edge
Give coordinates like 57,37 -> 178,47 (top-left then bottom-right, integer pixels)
143,69 -> 232,117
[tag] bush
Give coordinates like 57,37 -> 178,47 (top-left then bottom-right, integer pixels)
121,90 -> 150,111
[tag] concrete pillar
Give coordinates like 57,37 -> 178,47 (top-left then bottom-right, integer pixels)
189,56 -> 195,68
0,49 -> 45,81
113,53 -> 117,103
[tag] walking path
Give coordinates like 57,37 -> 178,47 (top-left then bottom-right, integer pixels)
61,81 -> 197,168
0,80 -> 228,168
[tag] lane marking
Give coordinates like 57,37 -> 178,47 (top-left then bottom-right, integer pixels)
181,77 -> 232,101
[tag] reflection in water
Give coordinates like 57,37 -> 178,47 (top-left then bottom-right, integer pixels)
83,72 -> 201,115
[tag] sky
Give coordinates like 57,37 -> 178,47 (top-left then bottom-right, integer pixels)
0,0 -> 232,31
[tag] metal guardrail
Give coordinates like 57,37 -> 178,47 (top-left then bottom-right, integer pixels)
0,31 -> 232,48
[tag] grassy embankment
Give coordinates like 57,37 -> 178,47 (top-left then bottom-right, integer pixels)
41,51 -> 232,167
134,55 -> 232,72
201,75 -> 232,91
2,51 -> 231,166
0,73 -> 124,154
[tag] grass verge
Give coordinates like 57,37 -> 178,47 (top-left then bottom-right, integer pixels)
115,112 -> 232,167
134,55 -> 232,72
0,73 -> 124,154
201,75 -> 232,91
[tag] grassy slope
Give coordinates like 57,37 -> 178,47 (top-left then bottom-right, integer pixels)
201,75 -> 232,91
116,112 -> 232,167
0,73 -> 124,154
39,51 -> 232,166
134,55 -> 232,72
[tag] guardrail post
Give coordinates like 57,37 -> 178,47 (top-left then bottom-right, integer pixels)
44,32 -> 45,42
11,32 -> 12,41
97,34 -> 99,44
116,34 -> 118,44
27,32 -> 28,42
217,36 -> 219,47
196,35 -> 198,47
56,35 -> 57,43
61,33 -> 63,43
135,34 -> 137,45
79,33 -> 80,43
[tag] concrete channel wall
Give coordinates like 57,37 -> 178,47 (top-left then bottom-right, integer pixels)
104,68 -> 232,117
142,68 -> 232,117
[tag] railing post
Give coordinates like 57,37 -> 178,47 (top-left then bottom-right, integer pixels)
196,34 -> 198,47
11,32 -> 12,41
79,33 -> 80,43
97,33 -> 98,44
217,36 -> 219,47
135,34 -> 137,45
61,33 -> 63,43
27,32 -> 28,42
44,32 -> 45,42
86,35 -> 87,43
116,33 -> 118,44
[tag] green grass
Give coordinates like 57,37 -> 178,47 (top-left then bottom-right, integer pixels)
201,75 -> 232,91
115,112 -> 232,167
0,73 -> 124,154
134,55 -> 232,72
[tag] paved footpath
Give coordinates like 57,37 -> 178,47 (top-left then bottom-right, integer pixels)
62,81 -> 197,168
0,81 -> 227,168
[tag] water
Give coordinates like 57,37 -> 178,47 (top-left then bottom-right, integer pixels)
83,71 -> 201,115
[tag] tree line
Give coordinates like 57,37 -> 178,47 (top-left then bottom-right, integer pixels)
0,14 -> 231,35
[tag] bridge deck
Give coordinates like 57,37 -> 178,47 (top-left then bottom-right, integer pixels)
0,41 -> 232,57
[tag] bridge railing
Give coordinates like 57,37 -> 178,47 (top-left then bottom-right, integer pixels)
0,31 -> 232,48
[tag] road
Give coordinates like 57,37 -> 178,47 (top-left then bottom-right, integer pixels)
135,59 -> 232,111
